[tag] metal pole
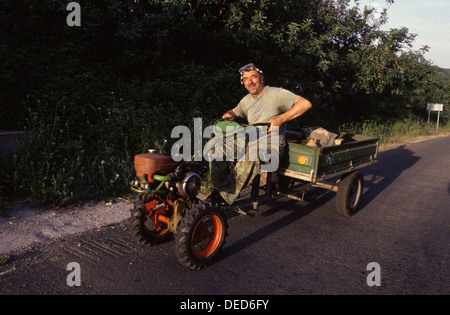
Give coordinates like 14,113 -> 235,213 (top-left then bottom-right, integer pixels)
436,110 -> 440,134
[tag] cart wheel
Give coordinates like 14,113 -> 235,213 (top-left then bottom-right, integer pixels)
130,194 -> 173,245
336,170 -> 364,217
175,201 -> 228,270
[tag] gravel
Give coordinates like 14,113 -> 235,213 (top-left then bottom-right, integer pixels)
0,200 -> 132,256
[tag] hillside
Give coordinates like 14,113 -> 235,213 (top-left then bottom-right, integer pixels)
437,67 -> 450,83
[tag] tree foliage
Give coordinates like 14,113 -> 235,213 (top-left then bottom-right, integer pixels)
0,0 -> 448,204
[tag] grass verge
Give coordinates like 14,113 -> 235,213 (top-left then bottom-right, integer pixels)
340,118 -> 450,151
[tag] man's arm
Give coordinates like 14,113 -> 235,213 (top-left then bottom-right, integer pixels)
268,96 -> 312,132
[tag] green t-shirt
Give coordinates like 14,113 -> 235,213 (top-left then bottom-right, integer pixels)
232,86 -> 299,126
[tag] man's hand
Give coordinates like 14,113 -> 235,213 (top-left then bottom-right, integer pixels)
222,110 -> 236,121
268,116 -> 283,133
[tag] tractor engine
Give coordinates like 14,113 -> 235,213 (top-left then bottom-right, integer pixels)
131,150 -> 205,200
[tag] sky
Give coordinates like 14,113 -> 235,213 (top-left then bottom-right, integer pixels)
353,0 -> 450,69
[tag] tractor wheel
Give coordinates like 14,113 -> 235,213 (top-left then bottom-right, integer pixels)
130,194 -> 173,246
336,170 -> 364,217
174,201 -> 228,270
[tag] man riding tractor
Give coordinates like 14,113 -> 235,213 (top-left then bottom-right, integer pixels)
206,63 -> 312,207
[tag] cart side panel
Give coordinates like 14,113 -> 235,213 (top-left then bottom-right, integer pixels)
318,137 -> 379,176
280,142 -> 320,177
279,132 -> 379,182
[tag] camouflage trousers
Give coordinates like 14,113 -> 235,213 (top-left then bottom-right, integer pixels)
207,128 -> 284,205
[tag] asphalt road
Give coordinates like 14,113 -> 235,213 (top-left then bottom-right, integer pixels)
1,135 -> 449,297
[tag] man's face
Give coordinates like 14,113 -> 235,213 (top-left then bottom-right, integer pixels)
242,70 -> 265,96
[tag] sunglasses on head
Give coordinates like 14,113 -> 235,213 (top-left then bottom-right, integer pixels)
238,63 -> 263,74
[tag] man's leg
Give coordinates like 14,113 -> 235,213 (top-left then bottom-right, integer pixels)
219,158 -> 259,205
208,128 -> 280,205
209,159 -> 236,197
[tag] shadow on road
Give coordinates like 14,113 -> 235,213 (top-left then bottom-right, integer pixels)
358,145 -> 420,212
219,188 -> 335,260
219,145 -> 421,260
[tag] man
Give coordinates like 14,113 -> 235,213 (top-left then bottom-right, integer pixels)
208,63 -> 312,205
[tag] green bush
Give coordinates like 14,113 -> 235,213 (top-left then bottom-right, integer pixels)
0,61 -> 241,205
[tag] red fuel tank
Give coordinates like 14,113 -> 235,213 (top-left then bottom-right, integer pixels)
134,152 -> 178,178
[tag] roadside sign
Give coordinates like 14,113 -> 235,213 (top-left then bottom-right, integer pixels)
426,103 -> 444,133
427,103 -> 444,111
